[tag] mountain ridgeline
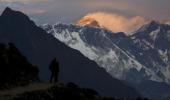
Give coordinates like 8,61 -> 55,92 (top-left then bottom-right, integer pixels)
0,7 -> 140,98
43,21 -> 170,84
43,20 -> 170,99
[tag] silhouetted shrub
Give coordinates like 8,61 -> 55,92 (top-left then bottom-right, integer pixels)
82,88 -> 99,98
67,82 -> 79,89
0,43 -> 39,89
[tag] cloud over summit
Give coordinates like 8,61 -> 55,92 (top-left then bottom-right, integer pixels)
78,12 -> 149,34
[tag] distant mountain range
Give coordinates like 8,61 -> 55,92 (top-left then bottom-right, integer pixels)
43,21 -> 170,84
42,20 -> 170,99
0,7 -> 140,98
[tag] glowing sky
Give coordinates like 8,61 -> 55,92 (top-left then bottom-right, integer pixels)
0,0 -> 169,24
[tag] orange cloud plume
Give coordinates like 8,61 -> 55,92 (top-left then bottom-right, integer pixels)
78,12 -> 149,35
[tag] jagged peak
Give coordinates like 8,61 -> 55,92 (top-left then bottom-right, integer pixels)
131,21 -> 161,36
134,20 -> 170,35
0,7 -> 36,27
4,7 -> 13,12
1,7 -> 29,19
149,20 -> 160,25
147,20 -> 162,27
1,7 -> 15,17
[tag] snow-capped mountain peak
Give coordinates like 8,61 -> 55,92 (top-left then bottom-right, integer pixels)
42,22 -> 170,85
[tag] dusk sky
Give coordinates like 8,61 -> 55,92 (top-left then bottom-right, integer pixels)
0,0 -> 169,25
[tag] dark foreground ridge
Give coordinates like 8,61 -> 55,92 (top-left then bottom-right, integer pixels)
0,43 -> 149,100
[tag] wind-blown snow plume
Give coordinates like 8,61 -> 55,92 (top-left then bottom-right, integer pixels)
77,12 -> 149,35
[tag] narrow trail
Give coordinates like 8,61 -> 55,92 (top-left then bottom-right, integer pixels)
0,82 -> 54,99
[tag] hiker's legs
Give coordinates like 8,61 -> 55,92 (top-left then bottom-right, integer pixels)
50,73 -> 54,83
54,75 -> 58,82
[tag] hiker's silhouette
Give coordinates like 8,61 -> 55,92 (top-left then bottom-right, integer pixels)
49,58 -> 60,83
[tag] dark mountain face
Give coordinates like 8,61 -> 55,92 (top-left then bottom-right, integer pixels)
0,7 -> 140,98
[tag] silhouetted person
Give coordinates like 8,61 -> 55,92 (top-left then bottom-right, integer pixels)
49,58 -> 60,83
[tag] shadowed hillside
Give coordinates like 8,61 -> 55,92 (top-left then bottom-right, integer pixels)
0,43 -> 149,100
